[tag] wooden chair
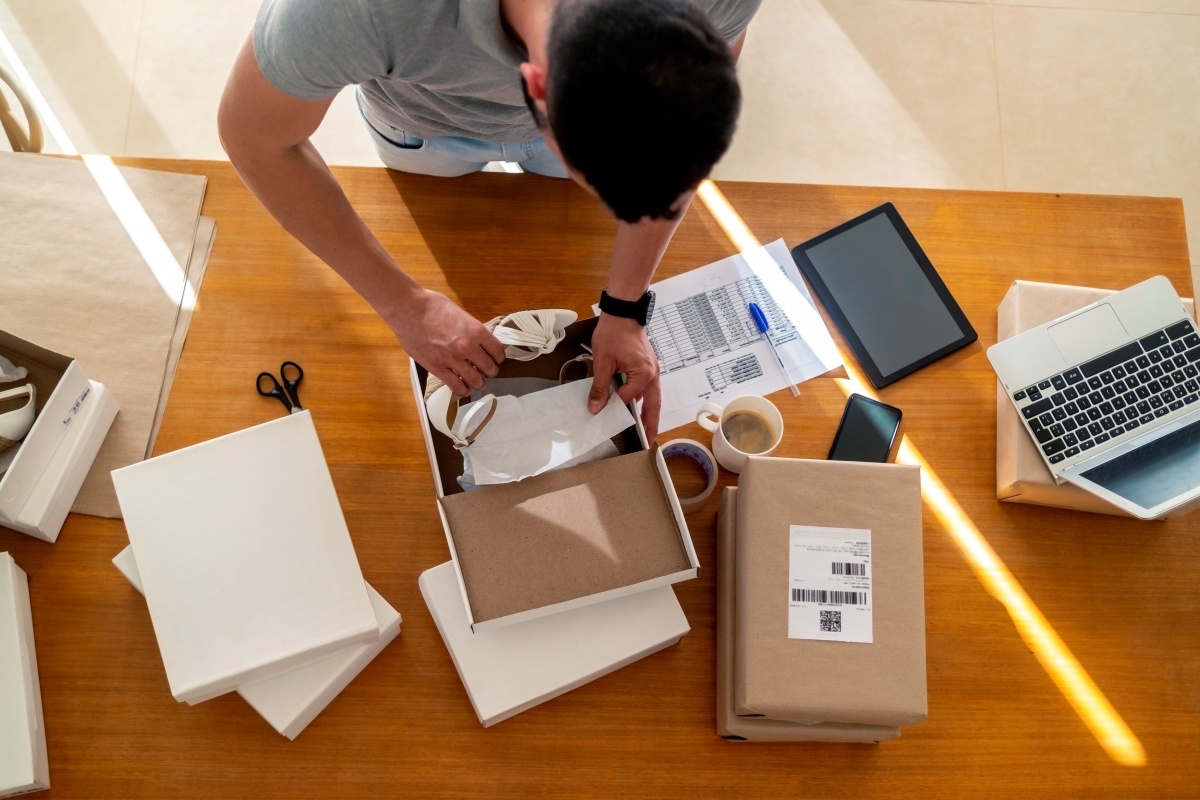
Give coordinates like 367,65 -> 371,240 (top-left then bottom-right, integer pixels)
0,63 -> 42,153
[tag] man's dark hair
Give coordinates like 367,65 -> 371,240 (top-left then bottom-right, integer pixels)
545,0 -> 740,223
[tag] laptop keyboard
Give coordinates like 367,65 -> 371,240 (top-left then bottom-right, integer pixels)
1012,318 -> 1200,467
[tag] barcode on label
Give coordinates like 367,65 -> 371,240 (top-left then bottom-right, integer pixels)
831,562 -> 866,576
791,589 -> 866,605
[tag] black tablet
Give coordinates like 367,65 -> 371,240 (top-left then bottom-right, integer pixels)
790,203 -> 977,388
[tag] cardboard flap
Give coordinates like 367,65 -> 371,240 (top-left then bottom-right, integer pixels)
443,449 -> 691,624
734,457 -> 927,727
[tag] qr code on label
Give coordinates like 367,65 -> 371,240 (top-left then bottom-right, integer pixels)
820,610 -> 842,632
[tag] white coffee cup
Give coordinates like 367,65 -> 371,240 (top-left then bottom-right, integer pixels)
696,395 -> 783,474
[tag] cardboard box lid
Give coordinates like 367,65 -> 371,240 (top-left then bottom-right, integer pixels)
716,489 -> 900,743
110,411 -> 379,702
0,553 -> 50,794
442,448 -> 693,625
113,545 -> 401,740
734,457 -> 927,727
419,560 -> 689,728
995,280 -> 1197,516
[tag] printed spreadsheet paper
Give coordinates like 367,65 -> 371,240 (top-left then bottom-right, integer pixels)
645,240 -> 842,433
787,525 -> 874,644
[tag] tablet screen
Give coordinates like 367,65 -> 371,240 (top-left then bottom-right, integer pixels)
791,204 -> 976,387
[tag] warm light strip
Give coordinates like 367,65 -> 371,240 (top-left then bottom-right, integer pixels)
697,180 -> 760,251
897,436 -> 1145,767
694,181 -> 841,369
0,25 -> 194,309
695,180 -> 1146,767
81,154 -> 196,310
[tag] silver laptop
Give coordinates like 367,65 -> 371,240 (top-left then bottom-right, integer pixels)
988,275 -> 1200,519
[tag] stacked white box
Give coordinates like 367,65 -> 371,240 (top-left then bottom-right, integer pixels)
110,411 -> 380,704
0,553 -> 50,796
420,560 -> 689,727
112,546 -> 400,739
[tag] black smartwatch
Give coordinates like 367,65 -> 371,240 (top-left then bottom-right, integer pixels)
599,289 -> 656,326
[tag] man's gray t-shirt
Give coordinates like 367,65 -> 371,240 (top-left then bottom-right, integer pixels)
254,0 -> 761,144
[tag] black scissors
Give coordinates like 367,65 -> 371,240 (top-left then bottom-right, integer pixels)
257,361 -> 304,415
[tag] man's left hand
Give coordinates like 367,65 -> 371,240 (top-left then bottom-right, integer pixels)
588,313 -> 662,443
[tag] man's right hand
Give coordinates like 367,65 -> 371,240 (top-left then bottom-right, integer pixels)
392,290 -> 506,395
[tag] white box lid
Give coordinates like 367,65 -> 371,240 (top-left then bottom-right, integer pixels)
419,560 -> 689,727
113,545 -> 400,740
110,411 -> 378,702
0,553 -> 50,795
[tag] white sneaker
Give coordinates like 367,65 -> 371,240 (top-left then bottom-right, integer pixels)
0,383 -> 36,452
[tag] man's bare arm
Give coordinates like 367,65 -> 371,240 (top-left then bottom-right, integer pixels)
587,194 -> 694,443
217,35 -> 504,394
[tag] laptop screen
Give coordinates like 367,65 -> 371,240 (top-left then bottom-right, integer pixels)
1080,417 -> 1200,510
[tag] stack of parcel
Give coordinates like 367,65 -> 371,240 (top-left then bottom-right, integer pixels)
716,456 -> 928,742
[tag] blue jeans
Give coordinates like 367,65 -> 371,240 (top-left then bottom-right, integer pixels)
356,90 -> 569,179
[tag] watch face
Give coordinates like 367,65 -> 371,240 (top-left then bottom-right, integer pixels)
643,290 -> 656,324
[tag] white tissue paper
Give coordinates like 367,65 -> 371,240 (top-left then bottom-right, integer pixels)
0,356 -> 27,383
464,381 -> 634,486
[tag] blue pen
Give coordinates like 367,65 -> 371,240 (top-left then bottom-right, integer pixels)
748,302 -> 800,397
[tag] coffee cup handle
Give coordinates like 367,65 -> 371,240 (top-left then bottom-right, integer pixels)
696,402 -> 723,433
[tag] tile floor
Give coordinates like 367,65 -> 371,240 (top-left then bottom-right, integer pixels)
1,0 -> 1197,287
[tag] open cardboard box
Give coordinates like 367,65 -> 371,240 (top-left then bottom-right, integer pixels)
995,280 -> 1197,517
410,316 -> 698,632
0,330 -> 117,542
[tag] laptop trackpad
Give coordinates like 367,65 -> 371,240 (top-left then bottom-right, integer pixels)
1048,304 -> 1128,364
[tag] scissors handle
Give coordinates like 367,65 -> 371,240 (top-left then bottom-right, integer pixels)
279,361 -> 303,409
257,371 -> 300,414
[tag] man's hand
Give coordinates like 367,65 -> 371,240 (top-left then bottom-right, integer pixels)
588,313 -> 662,442
391,290 -> 506,396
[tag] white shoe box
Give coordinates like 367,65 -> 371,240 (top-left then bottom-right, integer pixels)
419,560 -> 689,728
0,553 -> 49,796
0,329 -> 118,542
110,411 -> 379,703
112,546 -> 400,740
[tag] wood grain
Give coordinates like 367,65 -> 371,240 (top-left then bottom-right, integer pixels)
2,159 -> 1196,798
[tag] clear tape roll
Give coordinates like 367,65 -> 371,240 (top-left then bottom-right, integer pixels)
661,438 -> 718,511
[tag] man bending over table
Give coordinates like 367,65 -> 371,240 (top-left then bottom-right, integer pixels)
218,0 -> 760,441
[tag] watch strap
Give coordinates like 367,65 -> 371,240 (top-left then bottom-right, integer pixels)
599,289 -> 653,325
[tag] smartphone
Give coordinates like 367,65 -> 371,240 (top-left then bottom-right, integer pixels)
827,394 -> 903,463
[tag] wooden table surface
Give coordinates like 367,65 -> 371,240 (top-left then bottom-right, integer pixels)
4,159 -> 1197,799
